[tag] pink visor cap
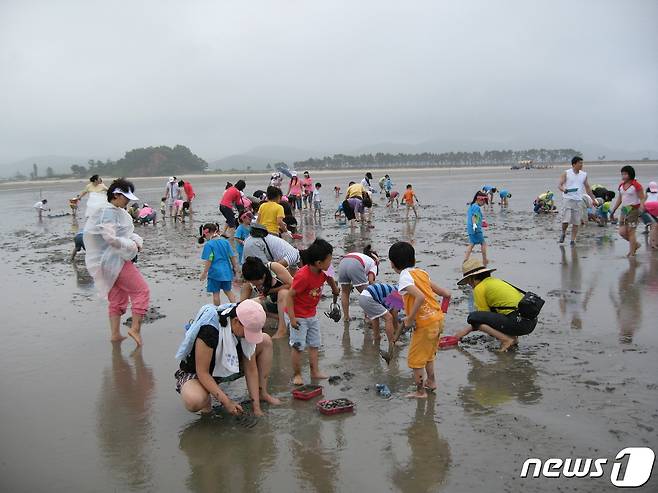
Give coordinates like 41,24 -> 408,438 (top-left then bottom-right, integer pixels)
649,181 -> 658,193
236,299 -> 265,344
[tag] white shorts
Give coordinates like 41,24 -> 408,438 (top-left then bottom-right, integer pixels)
561,199 -> 582,225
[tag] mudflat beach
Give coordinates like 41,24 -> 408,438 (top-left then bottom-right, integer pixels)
1,165 -> 657,492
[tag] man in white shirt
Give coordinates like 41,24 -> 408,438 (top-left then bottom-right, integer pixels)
557,157 -> 597,245
33,199 -> 49,220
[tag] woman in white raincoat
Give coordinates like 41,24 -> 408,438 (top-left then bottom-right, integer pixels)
78,174 -> 109,219
84,178 -> 150,346
175,300 -> 281,416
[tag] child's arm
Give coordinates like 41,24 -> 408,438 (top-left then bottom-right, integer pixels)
610,193 -> 622,217
430,282 -> 451,299
472,215 -> 480,231
327,277 -> 340,303
415,194 -> 420,204
277,216 -> 288,232
286,288 -> 298,328
200,260 -> 211,281
402,284 -> 425,327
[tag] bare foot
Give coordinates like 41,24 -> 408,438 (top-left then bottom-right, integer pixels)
127,330 -> 143,347
110,334 -> 127,343
405,391 -> 428,399
424,382 -> 437,392
260,393 -> 282,406
379,350 -> 391,365
292,375 -> 304,386
498,337 -> 517,352
272,331 -> 287,339
311,373 -> 328,380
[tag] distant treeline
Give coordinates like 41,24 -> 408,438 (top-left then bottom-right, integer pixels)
294,148 -> 581,170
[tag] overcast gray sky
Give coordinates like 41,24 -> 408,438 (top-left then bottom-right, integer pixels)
1,0 -> 656,164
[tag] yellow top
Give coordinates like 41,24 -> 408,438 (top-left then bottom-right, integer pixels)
346,183 -> 365,199
399,268 -> 443,329
257,201 -> 285,234
473,277 -> 523,315
85,182 -> 107,193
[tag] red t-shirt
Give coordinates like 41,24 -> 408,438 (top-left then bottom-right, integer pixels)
291,265 -> 327,318
220,186 -> 242,207
183,182 -> 195,200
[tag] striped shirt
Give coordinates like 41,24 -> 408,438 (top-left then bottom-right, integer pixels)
365,283 -> 397,305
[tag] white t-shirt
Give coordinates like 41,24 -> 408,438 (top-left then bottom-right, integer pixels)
618,180 -> 643,207
646,191 -> 658,203
348,253 -> 378,277
312,189 -> 321,203
33,201 -> 46,210
397,268 -> 415,294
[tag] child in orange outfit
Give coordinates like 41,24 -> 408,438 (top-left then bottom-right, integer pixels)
388,241 -> 451,398
403,184 -> 420,219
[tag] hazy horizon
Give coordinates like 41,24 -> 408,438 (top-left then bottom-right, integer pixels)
1,0 -> 656,169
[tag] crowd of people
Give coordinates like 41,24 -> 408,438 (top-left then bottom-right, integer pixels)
53,158 -> 657,417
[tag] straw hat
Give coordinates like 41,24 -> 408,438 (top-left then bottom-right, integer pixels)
457,258 -> 496,286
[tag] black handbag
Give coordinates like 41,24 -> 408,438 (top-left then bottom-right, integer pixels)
492,281 -> 545,320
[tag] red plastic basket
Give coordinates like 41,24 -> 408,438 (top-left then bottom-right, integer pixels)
292,384 -> 323,400
317,398 -> 355,415
439,335 -> 460,349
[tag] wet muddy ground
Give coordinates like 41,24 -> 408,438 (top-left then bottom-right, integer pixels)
1,165 -> 657,492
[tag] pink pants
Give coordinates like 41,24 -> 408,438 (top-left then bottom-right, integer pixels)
108,261 -> 150,317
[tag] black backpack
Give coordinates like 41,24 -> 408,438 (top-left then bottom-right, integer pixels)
492,281 -> 545,320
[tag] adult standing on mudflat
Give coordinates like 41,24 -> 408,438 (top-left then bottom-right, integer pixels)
84,178 -> 150,347
557,156 -> 597,245
164,177 -> 181,218
78,175 -> 108,219
179,179 -> 196,211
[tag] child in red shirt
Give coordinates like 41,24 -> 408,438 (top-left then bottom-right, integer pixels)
286,239 -> 340,385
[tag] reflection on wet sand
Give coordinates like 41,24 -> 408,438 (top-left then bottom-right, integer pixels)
609,258 -> 642,344
458,350 -> 542,415
72,262 -> 93,287
96,345 -> 155,490
559,246 -> 584,330
290,419 -> 339,493
179,416 -> 277,493
391,398 -> 451,493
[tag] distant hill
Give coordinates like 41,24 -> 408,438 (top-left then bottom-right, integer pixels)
0,155 -> 89,178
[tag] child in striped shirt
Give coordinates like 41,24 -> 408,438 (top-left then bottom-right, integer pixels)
358,283 -> 401,364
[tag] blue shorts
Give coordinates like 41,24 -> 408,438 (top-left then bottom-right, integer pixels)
468,232 -> 485,245
286,315 -> 321,351
207,278 -> 232,293
74,232 -> 85,252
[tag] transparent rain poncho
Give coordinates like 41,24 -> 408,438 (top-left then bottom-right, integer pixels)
83,204 -> 144,298
84,191 -> 108,219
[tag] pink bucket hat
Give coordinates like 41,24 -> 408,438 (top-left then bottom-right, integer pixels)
649,181 -> 658,193
236,299 -> 265,344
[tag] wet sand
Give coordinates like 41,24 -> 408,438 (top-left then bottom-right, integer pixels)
1,165 -> 657,492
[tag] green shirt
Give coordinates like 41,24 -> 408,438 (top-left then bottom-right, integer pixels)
473,277 -> 523,315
